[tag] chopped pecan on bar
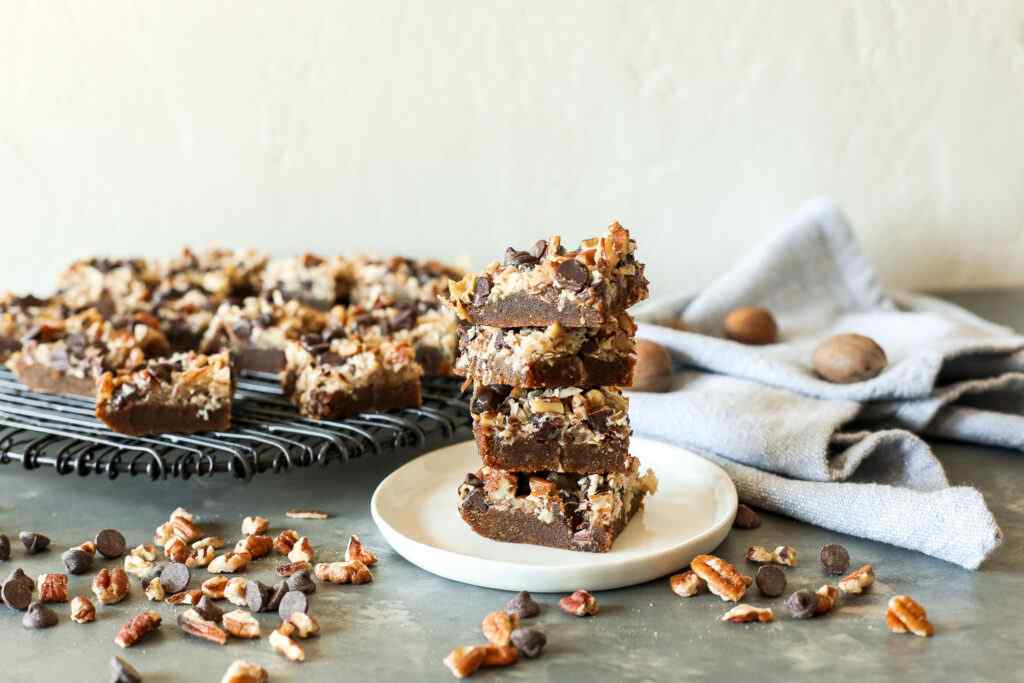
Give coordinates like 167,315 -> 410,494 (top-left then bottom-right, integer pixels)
262,253 -> 353,309
456,314 -> 637,388
458,459 -> 656,553
57,257 -> 160,315
691,555 -> 748,602
95,351 -> 235,436
115,610 -> 162,648
281,332 -> 423,420
886,595 -> 934,637
348,255 -> 462,310
470,385 -> 632,474
159,246 -> 268,303
200,293 -> 326,373
0,292 -> 66,362
838,564 -> 875,594
721,604 -> 774,624
445,223 -> 648,328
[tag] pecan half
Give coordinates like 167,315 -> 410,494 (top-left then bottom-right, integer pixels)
114,610 -> 162,648
559,590 -> 599,617
887,595 -> 934,637
838,564 -> 875,595
223,609 -> 261,639
691,554 -> 748,602
178,608 -> 228,645
313,560 -> 372,585
721,604 -> 774,623
269,626 -> 306,662
669,570 -> 707,597
70,595 -> 96,624
38,573 -> 70,603
345,534 -> 378,566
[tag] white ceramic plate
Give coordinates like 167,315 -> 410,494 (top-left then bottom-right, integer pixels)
371,436 -> 737,592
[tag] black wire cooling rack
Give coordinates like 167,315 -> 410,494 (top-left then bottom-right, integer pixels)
0,368 -> 471,482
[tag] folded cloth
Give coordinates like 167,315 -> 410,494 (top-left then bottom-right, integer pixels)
631,198 -> 1016,569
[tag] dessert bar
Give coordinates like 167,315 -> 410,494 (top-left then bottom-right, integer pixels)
471,385 -> 631,473
281,333 -> 423,420
457,457 -> 657,552
95,351 -> 234,436
348,256 -> 463,309
7,309 -> 169,397
0,293 -> 67,362
148,288 -> 219,352
200,294 -> 327,373
159,247 -> 268,303
327,303 -> 459,377
262,253 -> 353,310
57,258 -> 159,316
455,314 -> 637,388
446,223 -> 648,328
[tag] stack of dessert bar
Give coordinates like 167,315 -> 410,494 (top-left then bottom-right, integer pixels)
445,223 -> 658,553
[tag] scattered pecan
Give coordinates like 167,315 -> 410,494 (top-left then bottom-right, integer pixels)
225,577 -> 249,606
443,646 -> 486,678
154,522 -> 175,547
276,561 -> 312,577
114,610 -> 162,648
274,529 -> 300,556
887,595 -> 934,637
166,589 -> 203,606
481,610 -> 519,646
38,573 -> 70,603
345,535 -> 378,566
559,590 -> 599,617
208,551 -> 252,574
838,564 -> 875,594
691,554 -> 748,602
814,585 -> 839,615
745,545 -> 797,567
269,626 -> 306,662
124,555 -> 155,578
188,545 -> 216,568
202,576 -> 230,599
78,540 -> 97,556
164,536 -> 191,563
481,644 -> 518,668
235,535 -> 273,560
223,609 -> 261,639
286,508 -> 329,520
313,560 -> 372,585
241,516 -> 269,536
70,596 -> 96,624
170,509 -> 201,542
194,536 -> 225,551
178,608 -> 228,645
669,570 -> 707,597
287,612 -> 321,639
721,604 -> 774,623
221,660 -> 268,683
287,537 -> 315,563
145,578 -> 166,602
92,568 -> 130,605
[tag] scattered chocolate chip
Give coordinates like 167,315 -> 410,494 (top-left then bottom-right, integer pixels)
277,590 -> 308,621
62,548 -> 94,575
266,581 -> 289,612
5,568 -> 34,591
160,562 -> 190,595
95,529 -> 127,559
507,591 -> 540,619
2,576 -> 33,610
245,580 -> 272,613
755,565 -> 787,598
555,259 -> 589,293
193,595 -> 223,623
19,531 -> 50,554
733,504 -> 761,530
286,570 -> 317,595
111,656 -> 143,683
22,601 -> 58,629
0,534 -> 9,561
819,544 -> 850,575
510,627 -> 546,658
472,276 -> 492,307
786,590 -> 818,619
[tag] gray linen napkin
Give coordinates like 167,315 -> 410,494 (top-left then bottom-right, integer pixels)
630,198 -> 1017,569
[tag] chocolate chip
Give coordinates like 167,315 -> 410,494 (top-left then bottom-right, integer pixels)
786,590 -> 818,619
5,568 -> 34,591
755,565 -> 787,597
389,307 -> 417,332
19,531 -> 50,554
732,504 -> 761,529
95,529 -> 127,559
471,384 -> 510,414
2,577 -> 33,610
585,407 -> 612,433
507,591 -> 540,619
530,240 -> 548,259
266,581 -> 289,612
160,562 -> 190,594
503,248 -> 539,268
111,656 -> 143,683
137,564 -> 163,589
462,473 -> 483,489
819,543 -> 850,575
62,548 -> 94,575
554,259 -> 589,293
245,580 -> 272,613
472,276 -> 492,306
532,416 -> 560,441
286,570 -> 317,595
193,595 -> 223,623
277,590 -> 308,621
0,535 -> 9,561
510,627 -> 546,658
22,602 -> 57,629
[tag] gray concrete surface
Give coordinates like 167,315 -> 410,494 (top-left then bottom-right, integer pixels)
0,290 -> 1022,682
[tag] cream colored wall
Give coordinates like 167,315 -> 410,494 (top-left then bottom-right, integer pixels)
2,1 -> 1022,299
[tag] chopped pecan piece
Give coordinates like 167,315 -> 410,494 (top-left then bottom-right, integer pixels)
221,660 -> 268,683
443,646 -> 486,679
115,610 -> 162,648
691,554 -> 748,602
287,537 -> 315,563
815,585 -> 839,615
224,577 -> 249,606
745,545 -> 797,567
481,610 -> 519,646
38,573 -> 70,603
235,535 -> 273,560
313,560 -> 372,585
838,564 -> 875,594
721,604 -> 774,623
178,608 -> 228,645
164,536 -> 191,563
276,561 -> 312,577
269,626 -> 306,662
274,529 -> 300,556
188,545 -> 216,568
92,568 -> 130,605
669,570 -> 707,597
344,535 -> 378,566
166,589 -> 203,606
887,595 -> 934,637
287,612 -> 321,638
208,551 -> 252,574
559,590 -> 598,617
194,536 -> 225,550
223,609 -> 261,639
241,516 -> 269,536
202,576 -> 230,599
481,644 -> 518,668
145,578 -> 166,602
70,596 -> 96,624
